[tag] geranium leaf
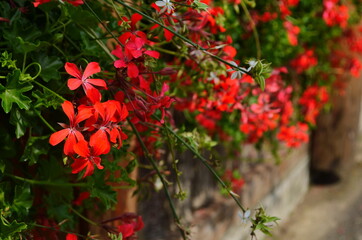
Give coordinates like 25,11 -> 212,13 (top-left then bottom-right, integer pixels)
9,108 -> 30,139
36,55 -> 63,82
0,70 -> 33,113
0,215 -> 27,239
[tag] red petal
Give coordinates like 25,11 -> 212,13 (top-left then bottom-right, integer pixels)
73,140 -> 90,157
90,130 -> 110,155
82,162 -> 95,178
86,88 -> 102,104
93,102 -> 106,121
65,63 -> 81,79
66,233 -> 78,240
127,62 -> 139,78
75,107 -> 93,125
92,156 -> 104,170
74,130 -> 85,142
67,78 -> 82,90
87,79 -> 108,89
164,29 -> 174,41
118,223 -> 134,238
119,104 -> 129,120
83,62 -> 101,79
62,101 -> 75,124
71,157 -> 88,174
64,134 -> 77,155
114,60 -> 127,68
111,46 -> 124,59
131,13 -> 143,26
144,50 -> 160,59
49,129 -> 70,146
119,32 -> 133,45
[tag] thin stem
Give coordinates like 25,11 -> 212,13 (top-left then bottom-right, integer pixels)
31,223 -> 87,238
34,110 -> 56,132
113,0 -> 248,73
83,0 -> 123,47
32,80 -> 67,102
79,25 -> 116,61
22,52 -> 27,72
155,116 -> 246,212
240,0 -> 261,59
127,119 -> 188,240
5,173 -> 88,187
69,206 -> 98,226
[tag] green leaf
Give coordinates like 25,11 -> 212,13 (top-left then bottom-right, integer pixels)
32,89 -> 63,109
12,185 -> 32,217
9,108 -> 30,139
192,0 -> 209,11
20,135 -> 50,165
125,160 -> 137,174
89,173 -> 117,209
36,55 -> 63,82
66,4 -> 97,27
0,128 -> 17,159
0,70 -> 33,113
0,52 -> 17,69
16,37 -> 41,54
0,214 -> 27,239
90,184 -> 117,210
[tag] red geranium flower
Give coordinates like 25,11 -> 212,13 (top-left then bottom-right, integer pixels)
49,101 -> 92,155
71,140 -> 106,178
65,62 -> 107,95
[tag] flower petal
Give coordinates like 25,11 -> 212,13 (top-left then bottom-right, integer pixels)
83,62 -> 101,79
144,50 -> 160,59
90,130 -> 110,155
65,63 -> 81,79
67,78 -> 82,90
49,129 -> 70,146
127,62 -> 139,78
64,134 -> 77,155
71,157 -> 88,174
87,79 -> 108,89
73,140 -> 90,157
62,101 -> 75,124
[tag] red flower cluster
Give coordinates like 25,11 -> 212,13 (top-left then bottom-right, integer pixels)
239,68 -> 294,143
277,122 -> 309,147
116,213 -> 144,240
279,0 -> 300,19
322,0 -> 349,28
49,62 -> 129,178
299,85 -> 329,125
290,49 -> 318,73
283,21 -> 300,46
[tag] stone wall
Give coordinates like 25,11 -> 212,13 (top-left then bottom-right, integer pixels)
139,145 -> 310,240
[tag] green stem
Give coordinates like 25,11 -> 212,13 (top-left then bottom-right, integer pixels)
32,80 -> 67,102
127,119 -> 188,240
34,110 -> 56,132
22,52 -> 27,72
240,0 -> 261,59
79,25 -> 116,61
113,0 -> 249,73
5,173 -> 88,187
152,46 -> 184,57
69,206 -> 98,226
155,116 -> 246,212
83,0 -> 123,47
31,223 -> 87,238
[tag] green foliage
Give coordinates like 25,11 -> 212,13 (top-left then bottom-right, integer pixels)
0,70 -> 33,113
250,207 -> 280,238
